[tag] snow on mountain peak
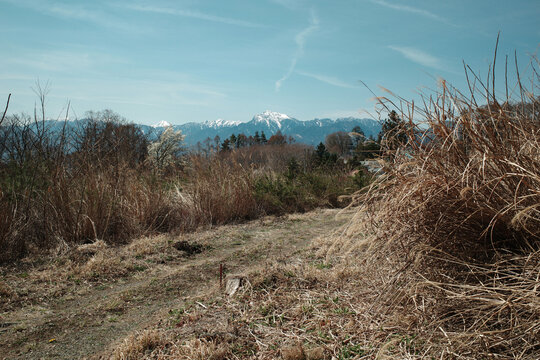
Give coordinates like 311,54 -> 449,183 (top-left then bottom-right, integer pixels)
251,110 -> 291,129
204,118 -> 240,128
152,120 -> 171,128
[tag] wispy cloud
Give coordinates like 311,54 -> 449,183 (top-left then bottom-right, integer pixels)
369,0 -> 450,24
296,71 -> 355,88
0,0 -> 137,31
319,109 -> 366,119
388,46 -> 445,70
275,10 -> 319,91
270,0 -> 304,10
123,4 -> 264,28
41,74 -> 226,109
1,49 -> 126,73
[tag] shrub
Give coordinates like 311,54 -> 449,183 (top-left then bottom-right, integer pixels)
188,156 -> 259,224
254,168 -> 358,215
0,111 -> 179,261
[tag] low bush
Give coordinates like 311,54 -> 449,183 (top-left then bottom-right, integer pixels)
254,168 -> 359,215
188,156 -> 259,224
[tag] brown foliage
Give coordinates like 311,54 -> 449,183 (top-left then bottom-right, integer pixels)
323,55 -> 540,358
325,131 -> 352,157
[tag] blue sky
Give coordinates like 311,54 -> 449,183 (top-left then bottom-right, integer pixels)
1,0 -> 538,125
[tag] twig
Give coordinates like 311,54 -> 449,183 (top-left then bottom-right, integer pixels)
0,93 -> 11,127
195,301 -> 207,309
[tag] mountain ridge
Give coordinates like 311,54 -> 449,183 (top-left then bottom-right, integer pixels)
13,111 -> 381,147
167,111 -> 381,145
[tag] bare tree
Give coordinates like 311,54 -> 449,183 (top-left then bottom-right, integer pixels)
325,131 -> 353,157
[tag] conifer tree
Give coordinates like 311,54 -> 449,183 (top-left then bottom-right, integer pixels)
221,138 -> 231,152
379,110 -> 408,151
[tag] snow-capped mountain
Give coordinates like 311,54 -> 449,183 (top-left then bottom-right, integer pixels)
251,110 -> 290,130
31,111 -> 381,147
152,120 -> 171,128
204,118 -> 241,128
165,111 -> 382,146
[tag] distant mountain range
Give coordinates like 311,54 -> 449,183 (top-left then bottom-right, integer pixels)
149,110 -> 381,146
8,110 -> 382,147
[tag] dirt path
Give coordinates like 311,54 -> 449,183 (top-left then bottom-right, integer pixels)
0,208 -> 350,359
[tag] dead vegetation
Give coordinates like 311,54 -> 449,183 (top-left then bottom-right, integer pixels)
2,46 -> 538,359
0,208 -> 347,359
104,54 -> 539,359
318,53 -> 540,358
0,104 -> 358,263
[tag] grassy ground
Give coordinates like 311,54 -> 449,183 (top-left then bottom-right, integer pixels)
0,208 -> 351,359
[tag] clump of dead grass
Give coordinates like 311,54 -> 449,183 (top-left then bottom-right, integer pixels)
113,330 -> 169,360
321,53 -> 540,358
168,338 -> 231,360
188,156 -> 259,225
106,260 -> 374,359
0,280 -> 15,299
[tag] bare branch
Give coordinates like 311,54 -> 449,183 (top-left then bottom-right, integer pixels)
0,93 -> 11,127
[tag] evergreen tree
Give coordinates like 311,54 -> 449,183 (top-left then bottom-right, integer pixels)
260,131 -> 267,144
236,133 -> 248,148
351,126 -> 365,148
379,110 -> 408,151
229,134 -> 237,147
313,142 -> 337,167
315,142 -> 327,159
254,131 -> 261,144
221,138 -> 231,152
354,140 -> 381,161
286,157 -> 301,180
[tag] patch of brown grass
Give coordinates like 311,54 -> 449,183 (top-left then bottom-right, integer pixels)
318,54 -> 540,358
0,280 -> 15,299
188,156 -> 260,225
113,330 -> 169,360
105,259 -> 371,359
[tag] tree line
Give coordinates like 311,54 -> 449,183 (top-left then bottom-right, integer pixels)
321,110 -> 408,163
195,130 -> 296,155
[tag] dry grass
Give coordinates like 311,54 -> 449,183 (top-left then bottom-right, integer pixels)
188,156 -> 260,225
103,256 -> 406,359
0,280 -> 14,299
317,55 -> 540,358
0,118 -> 357,264
0,234 -> 173,313
113,330 -> 170,360
107,56 -> 540,359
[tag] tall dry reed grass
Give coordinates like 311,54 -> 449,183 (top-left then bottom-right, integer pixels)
324,54 -> 540,358
188,156 -> 259,225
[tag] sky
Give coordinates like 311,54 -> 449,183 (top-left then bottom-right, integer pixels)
1,0 -> 538,125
